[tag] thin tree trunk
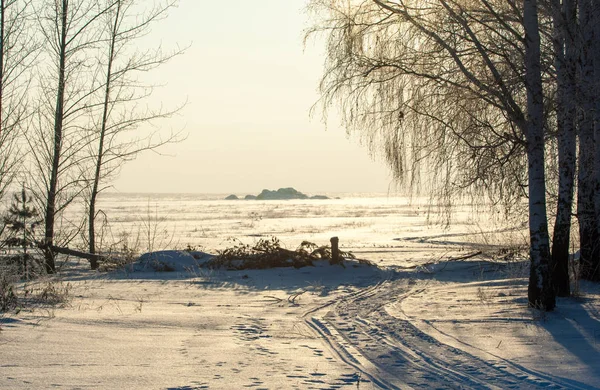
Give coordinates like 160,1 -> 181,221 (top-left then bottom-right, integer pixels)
578,126 -> 597,280
88,0 -> 121,268
551,0 -> 577,296
88,190 -> 98,267
591,0 -> 600,281
50,244 -> 105,263
524,0 -> 555,310
577,0 -> 600,281
578,125 -> 597,280
44,0 -> 69,274
0,0 -> 5,138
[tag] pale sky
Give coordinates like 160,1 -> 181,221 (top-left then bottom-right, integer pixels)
113,0 -> 393,194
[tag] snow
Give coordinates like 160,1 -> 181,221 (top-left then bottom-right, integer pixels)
135,250 -> 213,272
1,194 -> 599,389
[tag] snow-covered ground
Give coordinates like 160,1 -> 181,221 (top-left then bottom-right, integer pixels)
1,193 -> 599,389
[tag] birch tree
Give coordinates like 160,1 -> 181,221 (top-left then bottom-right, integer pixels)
576,0 -> 600,281
523,0 -> 554,310
85,0 -> 182,267
593,0 -> 600,281
32,0 -> 115,273
549,0 -> 577,296
307,0 -> 531,210
307,0 -> 557,309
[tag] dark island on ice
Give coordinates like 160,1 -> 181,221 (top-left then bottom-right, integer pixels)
225,187 -> 329,200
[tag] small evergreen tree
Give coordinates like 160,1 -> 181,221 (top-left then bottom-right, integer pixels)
3,187 -> 41,278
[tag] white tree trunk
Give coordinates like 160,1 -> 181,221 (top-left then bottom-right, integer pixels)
551,0 -> 577,297
524,0 -> 555,310
578,0 -> 600,281
592,0 -> 600,250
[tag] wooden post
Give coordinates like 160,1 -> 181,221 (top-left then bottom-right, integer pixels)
330,236 -> 340,265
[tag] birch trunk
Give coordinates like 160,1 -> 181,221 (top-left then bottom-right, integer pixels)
85,0 -> 181,264
591,0 -> 600,281
88,0 -> 121,267
551,0 -> 577,296
577,0 -> 600,281
524,0 -> 555,310
44,0 -> 69,274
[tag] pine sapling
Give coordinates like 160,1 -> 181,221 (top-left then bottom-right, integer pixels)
3,187 -> 41,278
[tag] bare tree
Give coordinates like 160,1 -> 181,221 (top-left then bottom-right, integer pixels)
593,0 -> 600,281
522,0 -> 554,310
549,0 -> 577,296
31,0 -> 115,273
576,0 -> 600,281
0,0 -> 37,199
85,0 -> 183,267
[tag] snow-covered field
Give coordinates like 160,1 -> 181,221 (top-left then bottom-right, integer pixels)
1,193 -> 599,389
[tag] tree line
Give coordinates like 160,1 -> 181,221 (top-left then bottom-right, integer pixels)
0,0 -> 182,274
307,0 -> 600,311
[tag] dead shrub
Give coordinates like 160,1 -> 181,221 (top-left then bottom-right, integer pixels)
206,236 -> 370,270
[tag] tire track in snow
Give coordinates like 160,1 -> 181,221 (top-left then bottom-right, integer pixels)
303,282 -> 407,389
305,278 -> 580,389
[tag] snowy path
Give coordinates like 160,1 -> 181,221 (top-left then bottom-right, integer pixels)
2,260 -> 599,389
1,264 -> 384,390
305,276 -> 596,390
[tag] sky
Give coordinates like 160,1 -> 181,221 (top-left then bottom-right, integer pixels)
112,0 -> 393,194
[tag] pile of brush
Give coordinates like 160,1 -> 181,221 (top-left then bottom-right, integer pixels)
205,236 -> 368,270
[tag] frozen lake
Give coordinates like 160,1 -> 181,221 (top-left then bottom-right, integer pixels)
92,192 -> 518,267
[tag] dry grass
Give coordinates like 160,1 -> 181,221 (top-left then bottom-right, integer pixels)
1,272 -> 18,312
29,280 -> 73,307
1,273 -> 72,322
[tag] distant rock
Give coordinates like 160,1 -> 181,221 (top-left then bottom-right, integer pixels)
256,187 -> 309,200
225,194 -> 239,200
240,187 -> 329,200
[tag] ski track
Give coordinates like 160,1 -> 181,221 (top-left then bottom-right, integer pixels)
304,278 -> 584,390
